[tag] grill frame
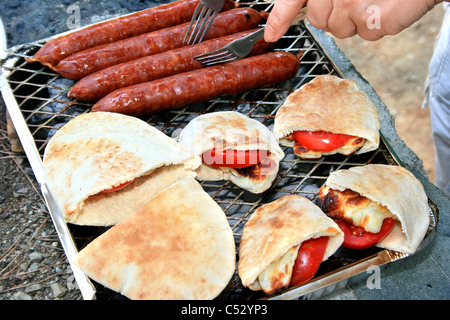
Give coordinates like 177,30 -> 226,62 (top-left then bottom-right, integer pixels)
1,0 -> 438,300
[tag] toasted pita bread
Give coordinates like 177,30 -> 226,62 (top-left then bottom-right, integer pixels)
273,75 -> 380,158
238,195 -> 344,294
75,176 -> 236,300
178,111 -> 284,193
43,112 -> 201,226
320,164 -> 430,254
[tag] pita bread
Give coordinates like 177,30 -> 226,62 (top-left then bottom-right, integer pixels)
238,195 -> 344,293
273,75 -> 380,157
43,112 -> 201,226
178,111 -> 284,193
75,176 -> 236,300
320,164 -> 430,254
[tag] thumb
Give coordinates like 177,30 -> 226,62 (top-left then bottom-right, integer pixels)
264,0 -> 308,42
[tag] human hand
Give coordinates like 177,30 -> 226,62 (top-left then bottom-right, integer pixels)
264,0 -> 444,42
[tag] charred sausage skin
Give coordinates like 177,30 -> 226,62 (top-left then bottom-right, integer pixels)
29,0 -> 236,67
68,30 -> 274,101
54,8 -> 264,80
92,51 -> 300,116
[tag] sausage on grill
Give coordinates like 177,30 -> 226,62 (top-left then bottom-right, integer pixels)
68,30 -> 274,101
54,8 -> 264,80
28,0 -> 236,67
91,51 -> 301,116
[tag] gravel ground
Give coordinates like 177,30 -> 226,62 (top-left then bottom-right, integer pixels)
0,149 -> 81,299
0,0 -> 163,301
0,100 -> 82,300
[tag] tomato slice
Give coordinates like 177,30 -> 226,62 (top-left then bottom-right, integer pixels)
337,218 -> 396,250
201,148 -> 269,168
290,236 -> 329,287
293,130 -> 356,152
100,180 -> 134,194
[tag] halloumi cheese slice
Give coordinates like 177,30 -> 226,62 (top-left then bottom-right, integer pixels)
178,111 -> 284,193
273,75 -> 380,158
238,195 -> 344,295
318,164 -> 430,254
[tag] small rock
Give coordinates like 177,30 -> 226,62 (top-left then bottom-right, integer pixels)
29,252 -> 42,261
25,283 -> 42,293
29,262 -> 39,271
66,275 -> 79,291
50,282 -> 67,298
15,187 -> 28,194
10,291 -> 32,300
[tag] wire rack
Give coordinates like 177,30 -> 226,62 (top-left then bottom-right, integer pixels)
1,0 -> 437,300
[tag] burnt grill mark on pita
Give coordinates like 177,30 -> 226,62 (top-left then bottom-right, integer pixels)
352,138 -> 364,146
235,164 -> 265,180
293,140 -> 309,154
267,215 -> 284,229
267,273 -> 289,295
234,154 -> 274,180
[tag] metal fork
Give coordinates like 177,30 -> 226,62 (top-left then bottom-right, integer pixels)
195,6 -> 308,66
184,0 -> 225,45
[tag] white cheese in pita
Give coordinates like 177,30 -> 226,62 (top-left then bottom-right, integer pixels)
178,111 -> 284,194
273,75 -> 380,158
238,195 -> 344,294
319,164 -> 430,254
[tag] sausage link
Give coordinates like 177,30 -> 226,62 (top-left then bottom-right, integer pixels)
28,0 -> 236,67
91,51 -> 300,116
68,30 -> 274,101
54,8 -> 264,80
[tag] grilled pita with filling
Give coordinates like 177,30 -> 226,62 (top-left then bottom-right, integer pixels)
177,111 -> 284,194
238,195 -> 344,295
317,164 -> 430,254
43,112 -> 200,226
273,75 -> 380,159
75,176 -> 236,300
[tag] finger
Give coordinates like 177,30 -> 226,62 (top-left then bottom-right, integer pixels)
327,4 -> 358,39
306,0 -> 333,32
264,0 -> 307,42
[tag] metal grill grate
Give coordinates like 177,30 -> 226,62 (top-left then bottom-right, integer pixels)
1,0 -> 435,300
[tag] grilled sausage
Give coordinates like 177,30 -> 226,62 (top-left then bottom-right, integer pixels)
55,8 -> 264,80
91,51 -> 300,116
28,0 -> 236,67
68,30 -> 274,101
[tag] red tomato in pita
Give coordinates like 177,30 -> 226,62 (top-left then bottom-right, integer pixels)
100,180 -> 134,194
290,236 -> 329,287
337,218 -> 396,250
293,130 -> 356,152
201,149 -> 269,168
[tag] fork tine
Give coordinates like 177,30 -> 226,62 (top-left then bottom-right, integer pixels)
195,50 -> 237,66
187,8 -> 216,45
185,5 -> 208,44
194,10 -> 219,43
194,44 -> 233,60
195,50 -> 233,62
202,56 -> 237,66
183,3 -> 204,43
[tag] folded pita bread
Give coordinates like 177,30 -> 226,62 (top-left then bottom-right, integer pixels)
75,176 -> 236,300
178,111 -> 284,193
319,164 -> 430,254
273,75 -> 380,158
238,195 -> 344,294
43,112 -> 201,226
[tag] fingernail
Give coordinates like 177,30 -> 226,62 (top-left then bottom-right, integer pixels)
264,25 -> 277,43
